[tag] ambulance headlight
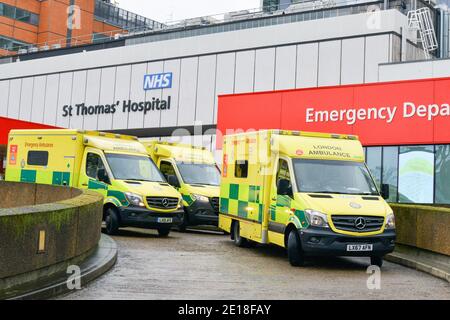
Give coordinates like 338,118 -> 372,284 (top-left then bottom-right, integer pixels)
192,194 -> 209,202
125,192 -> 145,207
385,213 -> 396,229
305,209 -> 329,228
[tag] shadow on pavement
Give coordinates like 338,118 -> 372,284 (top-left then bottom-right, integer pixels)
221,239 -> 372,270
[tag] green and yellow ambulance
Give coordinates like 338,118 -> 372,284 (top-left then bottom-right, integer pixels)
143,141 -> 221,231
5,129 -> 183,236
219,130 -> 396,267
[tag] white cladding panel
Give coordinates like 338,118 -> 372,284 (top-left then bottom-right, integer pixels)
275,45 -> 297,90
19,77 -> 34,122
296,43 -> 319,88
8,79 -> 21,119
378,59 -> 450,82
69,71 -> 87,129
341,37 -> 365,85
31,76 -> 47,124
160,59 -> 181,127
195,55 -> 216,125
254,48 -> 275,92
365,35 -> 390,83
177,57 -> 199,126
56,73 -> 73,128
318,40 -> 341,86
43,74 -> 59,125
214,53 -> 236,123
97,67 -> 116,131
84,69 -> 102,130
0,80 -> 9,116
128,63 -> 148,129
234,50 -> 255,94
112,65 -> 131,130
143,61 -> 164,129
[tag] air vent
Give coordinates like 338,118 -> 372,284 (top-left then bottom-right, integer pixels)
125,181 -> 141,185
362,196 -> 380,201
159,183 -> 170,186
308,194 -> 333,199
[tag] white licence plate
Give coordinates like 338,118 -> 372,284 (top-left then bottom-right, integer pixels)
347,244 -> 373,252
157,217 -> 173,223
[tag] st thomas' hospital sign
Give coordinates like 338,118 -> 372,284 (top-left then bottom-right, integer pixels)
61,72 -> 173,118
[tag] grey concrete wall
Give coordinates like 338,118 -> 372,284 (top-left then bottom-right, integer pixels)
0,182 -> 82,209
0,182 -> 103,280
390,203 -> 450,256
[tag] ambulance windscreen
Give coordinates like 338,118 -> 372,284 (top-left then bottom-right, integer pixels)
177,162 -> 220,186
292,159 -> 379,195
106,153 -> 165,183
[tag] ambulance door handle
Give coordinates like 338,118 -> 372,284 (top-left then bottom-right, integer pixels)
82,183 -> 88,187
271,197 -> 277,201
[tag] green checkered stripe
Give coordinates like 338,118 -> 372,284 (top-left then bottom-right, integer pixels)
20,169 -> 71,186
182,193 -> 194,206
269,195 -> 309,229
220,183 -> 264,223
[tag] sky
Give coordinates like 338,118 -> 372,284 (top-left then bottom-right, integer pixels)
116,0 -> 262,23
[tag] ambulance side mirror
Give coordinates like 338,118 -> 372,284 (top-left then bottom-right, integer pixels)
97,168 -> 110,185
381,184 -> 390,200
167,175 -> 180,188
277,179 -> 293,197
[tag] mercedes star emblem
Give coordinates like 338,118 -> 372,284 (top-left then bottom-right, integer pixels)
354,217 -> 366,230
162,198 -> 169,207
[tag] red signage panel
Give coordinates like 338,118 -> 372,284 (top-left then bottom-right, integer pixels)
0,117 -> 58,146
217,77 -> 450,148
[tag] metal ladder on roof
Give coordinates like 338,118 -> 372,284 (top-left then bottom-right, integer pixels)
407,5 -> 438,59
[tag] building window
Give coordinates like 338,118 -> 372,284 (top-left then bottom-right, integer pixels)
366,147 -> 382,188
92,33 -> 112,44
0,3 -> 39,25
382,147 -> 399,202
0,35 -> 29,51
398,145 -> 435,204
435,145 -> 450,204
94,0 -> 163,31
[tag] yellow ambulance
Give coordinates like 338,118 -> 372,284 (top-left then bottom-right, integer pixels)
219,130 -> 396,267
143,141 -> 221,231
5,129 -> 184,236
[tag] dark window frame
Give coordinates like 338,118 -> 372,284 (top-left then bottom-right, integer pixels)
27,150 -> 49,166
234,160 -> 249,178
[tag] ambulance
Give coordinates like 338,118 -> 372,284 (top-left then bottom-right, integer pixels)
5,130 -> 184,236
218,130 -> 396,267
143,141 -> 221,231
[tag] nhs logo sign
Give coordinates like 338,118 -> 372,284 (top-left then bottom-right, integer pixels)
143,72 -> 173,90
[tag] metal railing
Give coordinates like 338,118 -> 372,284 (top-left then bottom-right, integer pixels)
0,0 -> 433,59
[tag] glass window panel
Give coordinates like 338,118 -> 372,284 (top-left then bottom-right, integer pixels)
398,145 -> 434,204
366,147 -> 382,188
435,145 -> 450,204
382,146 -> 399,202
30,13 -> 39,25
3,4 -> 15,19
15,8 -> 30,22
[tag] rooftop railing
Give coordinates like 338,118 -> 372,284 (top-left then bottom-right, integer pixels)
0,0 -> 436,59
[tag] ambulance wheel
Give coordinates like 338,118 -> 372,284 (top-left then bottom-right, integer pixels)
370,256 -> 383,268
287,229 -> 305,267
158,227 -> 171,237
233,221 -> 249,247
105,208 -> 120,235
